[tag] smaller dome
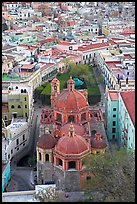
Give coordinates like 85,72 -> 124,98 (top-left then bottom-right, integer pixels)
55,124 -> 90,156
60,123 -> 85,137
37,130 -> 57,149
91,132 -> 107,149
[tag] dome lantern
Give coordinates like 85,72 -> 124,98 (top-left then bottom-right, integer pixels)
67,76 -> 75,91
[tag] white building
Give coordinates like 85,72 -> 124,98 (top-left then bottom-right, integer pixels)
2,119 -> 30,161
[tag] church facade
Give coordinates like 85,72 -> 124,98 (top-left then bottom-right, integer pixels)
36,77 -> 107,191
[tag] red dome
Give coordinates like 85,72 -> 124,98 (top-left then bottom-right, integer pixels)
37,133 -> 57,149
55,124 -> 90,156
54,89 -> 88,111
91,132 -> 107,149
60,123 -> 85,137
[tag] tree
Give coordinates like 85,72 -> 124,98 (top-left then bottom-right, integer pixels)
83,148 -> 135,202
69,64 -> 91,80
34,186 -> 60,202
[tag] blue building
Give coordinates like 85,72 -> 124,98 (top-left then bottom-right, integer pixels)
2,160 -> 11,192
106,90 -> 135,150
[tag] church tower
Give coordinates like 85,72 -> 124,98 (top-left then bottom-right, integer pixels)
51,77 -> 60,105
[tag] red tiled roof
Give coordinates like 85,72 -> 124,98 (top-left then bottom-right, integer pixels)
40,63 -> 54,71
120,32 -> 135,36
123,54 -> 132,60
120,91 -> 135,126
106,61 -> 121,69
58,41 -> 76,46
109,91 -> 119,101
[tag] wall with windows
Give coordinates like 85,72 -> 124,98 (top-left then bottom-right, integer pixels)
5,122 -> 29,160
107,92 -> 119,141
118,94 -> 135,150
107,91 -> 135,150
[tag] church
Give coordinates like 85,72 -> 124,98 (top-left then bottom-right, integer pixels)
36,77 -> 107,191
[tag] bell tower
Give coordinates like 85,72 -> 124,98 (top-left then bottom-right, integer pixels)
51,77 -> 60,105
67,76 -> 75,91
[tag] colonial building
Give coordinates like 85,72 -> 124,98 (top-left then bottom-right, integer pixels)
36,77 -> 107,191
106,90 -> 135,150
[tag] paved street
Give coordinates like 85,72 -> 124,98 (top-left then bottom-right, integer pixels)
6,167 -> 34,192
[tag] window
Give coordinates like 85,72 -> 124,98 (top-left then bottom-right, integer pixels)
25,97 -> 26,101
59,159 -> 62,166
83,56 -> 85,60
17,147 -> 19,151
18,105 -> 21,108
8,154 -> 10,159
11,105 -> 15,109
113,121 -> 116,126
68,161 -> 76,169
86,55 -> 88,59
16,139 -> 19,146
112,128 -> 116,133
23,134 -> 25,141
69,46 -> 72,50
89,54 -> 91,58
39,152 -> 41,161
25,113 -> 28,117
25,105 -> 27,108
4,115 -> 7,120
113,108 -> 116,111
54,85 -> 57,90
68,115 -> 74,123
23,143 -> 25,146
11,149 -> 13,154
113,114 -> 116,118
57,113 -> 62,122
45,154 -> 49,162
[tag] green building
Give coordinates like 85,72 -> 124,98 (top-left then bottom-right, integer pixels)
107,90 -> 135,150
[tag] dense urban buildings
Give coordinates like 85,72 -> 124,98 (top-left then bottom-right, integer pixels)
2,2 -> 135,202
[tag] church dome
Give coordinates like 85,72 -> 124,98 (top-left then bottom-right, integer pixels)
37,129 -> 57,149
54,89 -> 88,111
60,122 -> 85,137
91,132 -> 107,149
55,124 -> 90,156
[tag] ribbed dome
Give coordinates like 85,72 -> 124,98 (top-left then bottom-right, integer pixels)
54,89 -> 88,111
37,132 -> 57,149
55,124 -> 90,156
91,132 -> 107,149
60,123 -> 85,137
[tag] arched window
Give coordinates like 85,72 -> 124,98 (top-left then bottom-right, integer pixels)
68,115 -> 74,123
24,97 -> 26,101
68,161 -> 76,169
58,159 -> 62,166
21,89 -> 23,93
45,154 -> 49,162
11,105 -> 14,109
39,152 -> 41,161
18,105 -> 21,108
